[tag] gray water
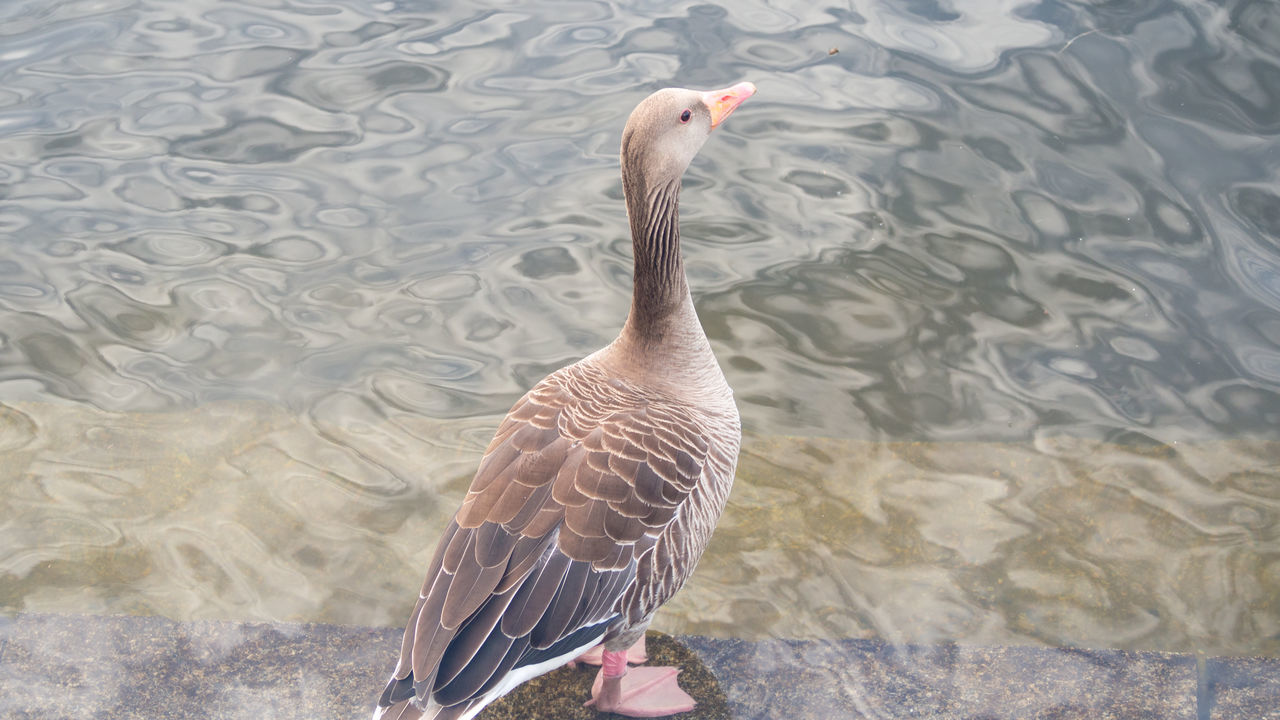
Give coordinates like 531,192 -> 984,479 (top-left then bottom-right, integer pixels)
1,0 -> 1278,670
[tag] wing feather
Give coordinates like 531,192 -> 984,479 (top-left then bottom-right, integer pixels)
472,522 -> 515,568
530,559 -> 591,648
435,584 -> 518,688
558,527 -> 611,562
550,454 -> 590,507
494,533 -> 550,595
565,497 -> 609,538
523,505 -> 562,538
500,542 -> 570,637
441,534 -> 506,628
409,572 -> 453,687
436,623 -> 524,706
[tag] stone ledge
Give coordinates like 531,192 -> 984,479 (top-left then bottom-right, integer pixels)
1,613 -> 1277,719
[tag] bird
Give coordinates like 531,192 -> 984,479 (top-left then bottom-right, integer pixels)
374,81 -> 755,720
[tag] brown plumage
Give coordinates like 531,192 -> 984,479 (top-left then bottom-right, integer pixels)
374,82 -> 754,720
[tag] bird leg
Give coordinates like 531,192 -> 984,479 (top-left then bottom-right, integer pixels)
584,647 -> 695,717
570,634 -> 649,668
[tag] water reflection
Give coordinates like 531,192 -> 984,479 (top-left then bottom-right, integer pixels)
0,0 -> 1278,669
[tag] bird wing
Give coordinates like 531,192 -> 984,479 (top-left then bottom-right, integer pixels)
378,367 -> 711,712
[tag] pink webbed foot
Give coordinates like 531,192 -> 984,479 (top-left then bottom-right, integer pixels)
583,648 -> 694,718
570,635 -> 649,668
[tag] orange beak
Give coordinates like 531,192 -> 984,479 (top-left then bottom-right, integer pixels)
702,81 -> 757,129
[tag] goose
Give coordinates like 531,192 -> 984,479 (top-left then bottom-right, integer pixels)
374,81 -> 755,720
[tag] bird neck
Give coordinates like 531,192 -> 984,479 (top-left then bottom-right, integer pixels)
620,177 -> 694,344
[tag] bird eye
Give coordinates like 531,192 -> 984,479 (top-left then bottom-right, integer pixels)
679,109 -> 692,123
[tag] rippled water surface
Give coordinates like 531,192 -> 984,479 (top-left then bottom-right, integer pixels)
2,0 -> 1279,665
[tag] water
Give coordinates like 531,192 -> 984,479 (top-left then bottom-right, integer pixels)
1,0 -> 1278,668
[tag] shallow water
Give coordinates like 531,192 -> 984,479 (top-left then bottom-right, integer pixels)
1,0 -> 1278,664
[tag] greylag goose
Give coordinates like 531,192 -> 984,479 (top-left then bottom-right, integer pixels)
374,81 -> 755,720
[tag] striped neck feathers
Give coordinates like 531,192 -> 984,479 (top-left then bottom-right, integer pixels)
622,175 -> 692,341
